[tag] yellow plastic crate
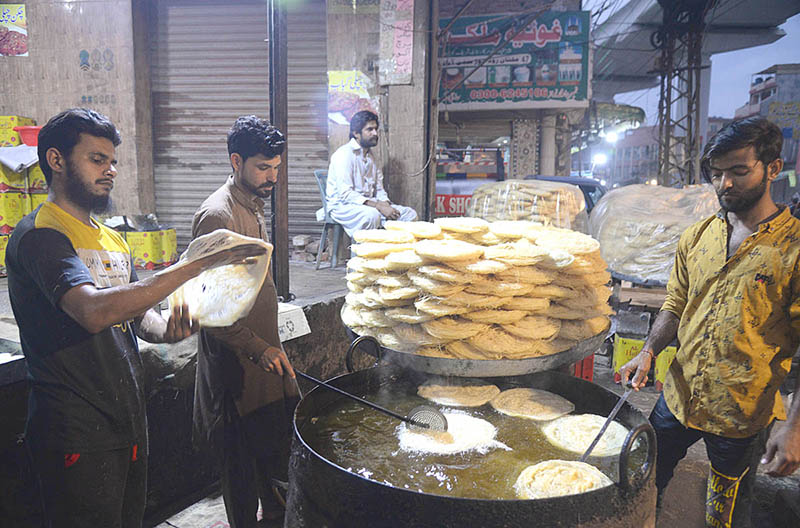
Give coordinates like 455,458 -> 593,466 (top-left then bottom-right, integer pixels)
0,116 -> 36,147
613,334 -> 677,390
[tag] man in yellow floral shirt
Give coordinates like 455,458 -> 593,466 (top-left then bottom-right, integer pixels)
620,117 -> 800,527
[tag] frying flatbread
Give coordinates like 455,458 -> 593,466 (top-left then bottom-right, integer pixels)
397,411 -> 509,455
417,380 -> 501,407
514,460 -> 613,499
490,388 -> 574,421
542,414 -> 630,457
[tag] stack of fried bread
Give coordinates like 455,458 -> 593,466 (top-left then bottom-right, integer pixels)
342,218 -> 612,360
468,180 -> 588,232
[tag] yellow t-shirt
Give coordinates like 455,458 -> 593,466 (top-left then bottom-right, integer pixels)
34,201 -> 132,288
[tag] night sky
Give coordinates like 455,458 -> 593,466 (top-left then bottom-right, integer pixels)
615,13 -> 800,123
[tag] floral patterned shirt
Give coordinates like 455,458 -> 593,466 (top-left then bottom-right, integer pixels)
661,206 -> 800,438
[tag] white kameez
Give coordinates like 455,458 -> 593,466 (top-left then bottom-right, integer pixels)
324,138 -> 418,236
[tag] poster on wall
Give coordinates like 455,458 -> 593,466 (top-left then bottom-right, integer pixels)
439,11 -> 590,110
0,4 -> 27,57
379,0 -> 414,85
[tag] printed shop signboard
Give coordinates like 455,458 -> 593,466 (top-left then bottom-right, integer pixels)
439,11 -> 590,110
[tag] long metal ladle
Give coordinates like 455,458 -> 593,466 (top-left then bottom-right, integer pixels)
579,382 -> 634,462
296,370 -> 448,432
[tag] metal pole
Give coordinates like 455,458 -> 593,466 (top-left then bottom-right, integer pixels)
268,0 -> 290,299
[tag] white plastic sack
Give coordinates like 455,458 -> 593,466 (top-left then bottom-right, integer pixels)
467,179 -> 589,233
164,229 -> 273,327
589,184 -> 718,284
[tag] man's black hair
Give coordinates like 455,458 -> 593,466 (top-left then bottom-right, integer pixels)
227,115 -> 286,163
700,117 -> 783,183
349,110 -> 379,139
37,108 -> 121,185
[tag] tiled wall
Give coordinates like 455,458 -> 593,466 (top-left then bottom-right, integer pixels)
0,0 -> 152,215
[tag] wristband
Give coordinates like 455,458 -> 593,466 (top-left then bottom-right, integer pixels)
643,348 -> 656,360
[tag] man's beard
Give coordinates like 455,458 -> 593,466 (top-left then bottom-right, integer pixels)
359,136 -> 378,149
243,179 -> 274,199
718,168 -> 768,213
65,159 -> 112,214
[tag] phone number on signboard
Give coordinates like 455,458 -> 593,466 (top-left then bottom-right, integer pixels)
469,87 -> 553,100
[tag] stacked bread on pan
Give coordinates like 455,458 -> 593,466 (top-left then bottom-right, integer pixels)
342,218 -> 611,360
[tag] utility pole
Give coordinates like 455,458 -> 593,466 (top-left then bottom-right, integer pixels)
651,0 -> 716,186
268,0 -> 290,300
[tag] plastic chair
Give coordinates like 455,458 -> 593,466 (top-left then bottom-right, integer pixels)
314,169 -> 345,269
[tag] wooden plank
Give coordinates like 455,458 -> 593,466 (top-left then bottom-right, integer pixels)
618,286 -> 667,309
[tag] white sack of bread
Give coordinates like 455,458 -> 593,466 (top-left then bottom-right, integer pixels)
468,179 -> 589,233
166,229 -> 272,327
589,183 -> 717,284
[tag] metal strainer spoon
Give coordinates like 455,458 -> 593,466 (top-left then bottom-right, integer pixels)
297,371 -> 448,431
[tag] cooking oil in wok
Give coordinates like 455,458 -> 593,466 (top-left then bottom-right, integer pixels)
301,380 -> 646,500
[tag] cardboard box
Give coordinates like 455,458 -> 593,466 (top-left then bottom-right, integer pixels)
655,346 -> 678,391
0,192 -> 26,233
125,231 -> 162,270
0,164 -> 26,192
0,234 -> 8,277
0,116 -> 36,147
29,192 -> 46,213
277,303 -> 311,342
27,163 -> 47,193
159,229 -> 178,266
612,334 -> 677,390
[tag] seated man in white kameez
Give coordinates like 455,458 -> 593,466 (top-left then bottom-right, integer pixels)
325,110 -> 417,236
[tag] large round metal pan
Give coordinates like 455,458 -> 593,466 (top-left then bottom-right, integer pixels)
345,328 -> 609,378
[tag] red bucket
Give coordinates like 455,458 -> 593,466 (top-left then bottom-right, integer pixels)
13,126 -> 42,147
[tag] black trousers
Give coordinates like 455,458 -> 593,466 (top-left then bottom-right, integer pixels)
27,439 -> 146,528
650,394 -> 769,528
217,398 -> 295,528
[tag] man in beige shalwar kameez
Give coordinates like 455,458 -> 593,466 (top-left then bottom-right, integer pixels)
192,116 -> 298,527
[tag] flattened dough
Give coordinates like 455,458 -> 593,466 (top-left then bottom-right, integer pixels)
514,460 -> 613,499
418,381 -> 501,407
490,388 -> 574,421
542,414 -> 630,457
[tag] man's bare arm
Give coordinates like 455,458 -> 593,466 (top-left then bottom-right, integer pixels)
619,310 -> 680,389
59,245 -> 264,335
762,365 -> 800,476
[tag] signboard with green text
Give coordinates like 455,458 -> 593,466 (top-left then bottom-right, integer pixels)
439,11 -> 590,110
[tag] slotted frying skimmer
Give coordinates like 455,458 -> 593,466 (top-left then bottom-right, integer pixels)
297,371 -> 448,432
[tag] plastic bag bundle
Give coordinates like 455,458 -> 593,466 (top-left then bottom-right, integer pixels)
589,184 -> 718,284
467,179 -> 589,233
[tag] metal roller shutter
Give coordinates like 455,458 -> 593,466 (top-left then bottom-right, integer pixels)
151,0 -> 270,250
286,1 -> 329,239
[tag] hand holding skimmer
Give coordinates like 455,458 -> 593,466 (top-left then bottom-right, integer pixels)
296,371 -> 447,432
579,383 -> 633,462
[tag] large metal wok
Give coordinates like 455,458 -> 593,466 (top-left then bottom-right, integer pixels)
344,327 -> 608,378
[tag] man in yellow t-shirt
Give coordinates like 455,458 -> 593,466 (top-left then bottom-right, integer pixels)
620,117 -> 800,527
6,108 -> 264,528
